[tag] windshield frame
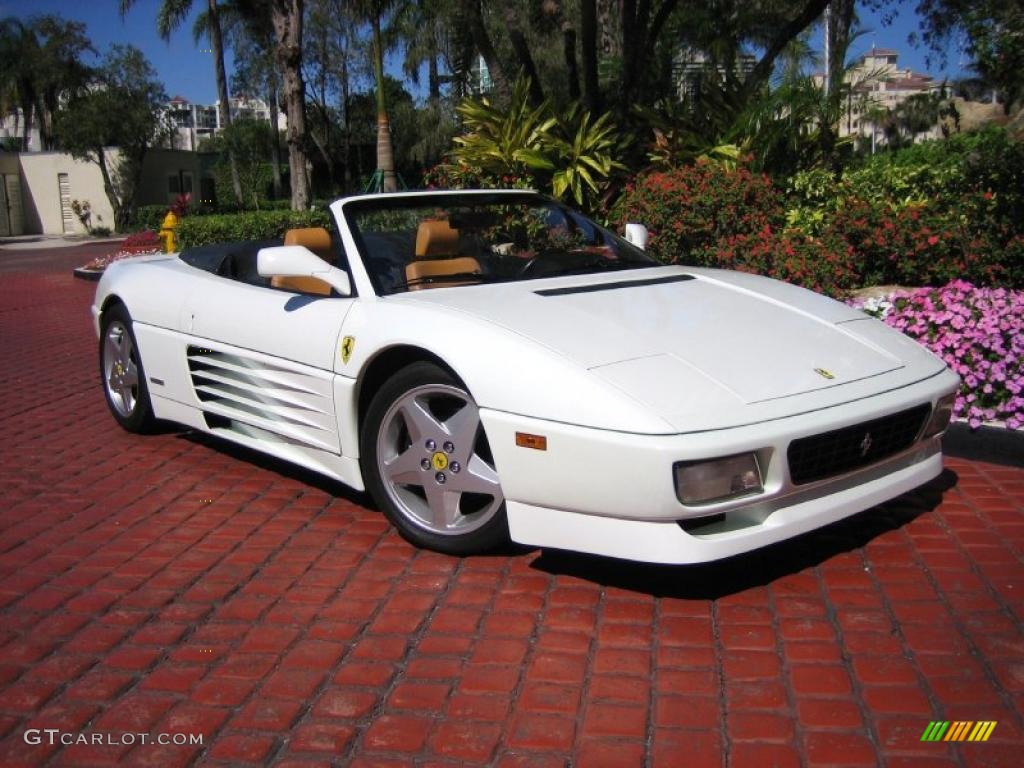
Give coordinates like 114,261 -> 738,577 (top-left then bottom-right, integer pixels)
339,190 -> 656,297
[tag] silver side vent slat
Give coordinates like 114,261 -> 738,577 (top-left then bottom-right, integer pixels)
199,400 -> 338,452
191,370 -> 331,414
191,385 -> 330,430
187,345 -> 338,453
187,349 -> 325,395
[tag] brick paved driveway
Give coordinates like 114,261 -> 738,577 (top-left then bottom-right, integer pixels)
0,245 -> 1021,767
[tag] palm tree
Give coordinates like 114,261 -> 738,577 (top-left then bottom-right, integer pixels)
0,18 -> 39,150
355,0 -> 402,192
120,0 -> 243,204
270,0 -> 312,209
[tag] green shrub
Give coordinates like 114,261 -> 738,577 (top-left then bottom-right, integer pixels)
176,209 -> 332,249
129,204 -> 170,233
782,127 -> 1024,289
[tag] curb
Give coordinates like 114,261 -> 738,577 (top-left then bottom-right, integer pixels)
72,267 -> 103,281
943,422 -> 1024,467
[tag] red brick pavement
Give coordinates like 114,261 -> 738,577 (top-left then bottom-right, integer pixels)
0,246 -> 1021,767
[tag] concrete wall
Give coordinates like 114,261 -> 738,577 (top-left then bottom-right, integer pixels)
14,148 -> 216,234
17,151 -> 114,235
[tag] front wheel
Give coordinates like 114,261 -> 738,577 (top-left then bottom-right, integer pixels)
361,361 -> 509,555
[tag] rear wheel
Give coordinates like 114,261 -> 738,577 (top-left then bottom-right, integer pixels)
361,361 -> 508,555
99,304 -> 156,433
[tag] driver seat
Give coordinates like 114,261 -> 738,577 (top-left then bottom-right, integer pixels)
406,220 -> 481,291
272,227 -> 333,296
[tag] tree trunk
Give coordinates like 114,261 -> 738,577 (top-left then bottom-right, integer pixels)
598,0 -> 620,58
267,75 -> 283,198
208,0 -> 243,205
372,15 -> 397,193
461,0 -> 507,97
272,0 -> 311,210
20,100 -> 33,151
428,49 -> 440,103
619,0 -> 680,111
739,0 -> 831,102
340,49 -> 352,192
580,0 -> 600,112
563,24 -> 580,102
824,0 -> 856,174
504,8 -> 545,104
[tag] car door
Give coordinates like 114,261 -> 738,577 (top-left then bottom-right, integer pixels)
180,273 -> 354,454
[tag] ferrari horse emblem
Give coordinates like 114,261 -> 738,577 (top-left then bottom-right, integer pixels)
340,335 -> 356,364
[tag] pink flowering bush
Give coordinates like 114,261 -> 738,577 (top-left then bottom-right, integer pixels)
851,281 -> 1023,430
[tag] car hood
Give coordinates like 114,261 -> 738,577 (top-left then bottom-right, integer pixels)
394,266 -> 947,431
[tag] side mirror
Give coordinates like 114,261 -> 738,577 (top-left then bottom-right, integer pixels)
257,245 -> 352,297
624,223 -> 649,250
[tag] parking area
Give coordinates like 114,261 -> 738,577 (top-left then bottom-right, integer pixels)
0,244 -> 1021,767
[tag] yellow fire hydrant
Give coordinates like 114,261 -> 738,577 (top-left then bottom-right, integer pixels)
159,210 -> 178,253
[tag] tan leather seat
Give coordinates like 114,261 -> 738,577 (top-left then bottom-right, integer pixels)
272,227 -> 333,296
406,220 -> 482,290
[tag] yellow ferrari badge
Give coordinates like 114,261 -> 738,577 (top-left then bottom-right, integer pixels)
431,452 -> 449,471
341,336 -> 356,364
814,367 -> 835,380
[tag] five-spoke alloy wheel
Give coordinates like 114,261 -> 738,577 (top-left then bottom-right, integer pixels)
99,303 -> 155,433
362,362 -> 508,554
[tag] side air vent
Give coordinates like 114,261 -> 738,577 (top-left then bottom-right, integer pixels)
534,274 -> 694,297
187,345 -> 338,452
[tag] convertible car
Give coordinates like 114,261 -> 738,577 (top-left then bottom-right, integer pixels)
93,190 -> 958,564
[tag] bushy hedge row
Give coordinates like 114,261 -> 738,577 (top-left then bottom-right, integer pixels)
176,209 -> 332,249
128,199 -> 300,234
612,128 -> 1024,297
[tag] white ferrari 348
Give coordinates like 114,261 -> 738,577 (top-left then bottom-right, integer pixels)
93,190 -> 958,564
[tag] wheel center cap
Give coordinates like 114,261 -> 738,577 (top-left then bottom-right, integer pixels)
431,451 -> 449,471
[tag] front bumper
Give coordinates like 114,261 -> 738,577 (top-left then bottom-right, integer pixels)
479,368 -> 958,564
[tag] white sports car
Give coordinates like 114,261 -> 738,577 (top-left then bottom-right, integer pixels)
93,190 -> 958,564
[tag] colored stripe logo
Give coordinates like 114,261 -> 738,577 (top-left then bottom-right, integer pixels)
921,721 -> 997,742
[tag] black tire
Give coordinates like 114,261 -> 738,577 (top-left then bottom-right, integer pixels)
361,361 -> 509,555
99,303 -> 156,434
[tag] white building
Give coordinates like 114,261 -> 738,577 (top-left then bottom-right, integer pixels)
673,47 -> 756,103
0,108 -> 42,152
815,48 -> 951,143
165,95 -> 283,151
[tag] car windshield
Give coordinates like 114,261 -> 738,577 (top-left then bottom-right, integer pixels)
343,192 -> 657,295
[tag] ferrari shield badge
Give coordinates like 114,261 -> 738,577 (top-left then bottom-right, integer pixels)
814,367 -> 835,380
340,336 -> 356,364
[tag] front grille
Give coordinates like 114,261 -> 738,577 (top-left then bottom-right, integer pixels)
788,404 -> 930,485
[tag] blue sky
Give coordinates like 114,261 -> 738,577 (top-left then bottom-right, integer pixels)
2,0 -> 969,105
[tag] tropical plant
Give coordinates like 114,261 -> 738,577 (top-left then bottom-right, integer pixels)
546,106 -> 624,207
55,46 -> 170,230
452,78 -> 557,177
448,77 -> 622,209
0,16 -> 93,151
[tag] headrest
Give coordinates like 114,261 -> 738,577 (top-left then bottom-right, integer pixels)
415,220 -> 459,258
284,227 -> 332,258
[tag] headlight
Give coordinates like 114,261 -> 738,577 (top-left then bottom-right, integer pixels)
921,392 -> 955,439
674,453 -> 763,505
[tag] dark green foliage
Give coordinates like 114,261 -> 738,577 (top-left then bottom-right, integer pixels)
612,129 -> 1024,296
129,205 -> 171,233
176,209 -> 332,249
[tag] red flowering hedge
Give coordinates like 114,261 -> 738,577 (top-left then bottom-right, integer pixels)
611,164 -> 858,296
612,163 -> 1021,298
609,163 -> 786,266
